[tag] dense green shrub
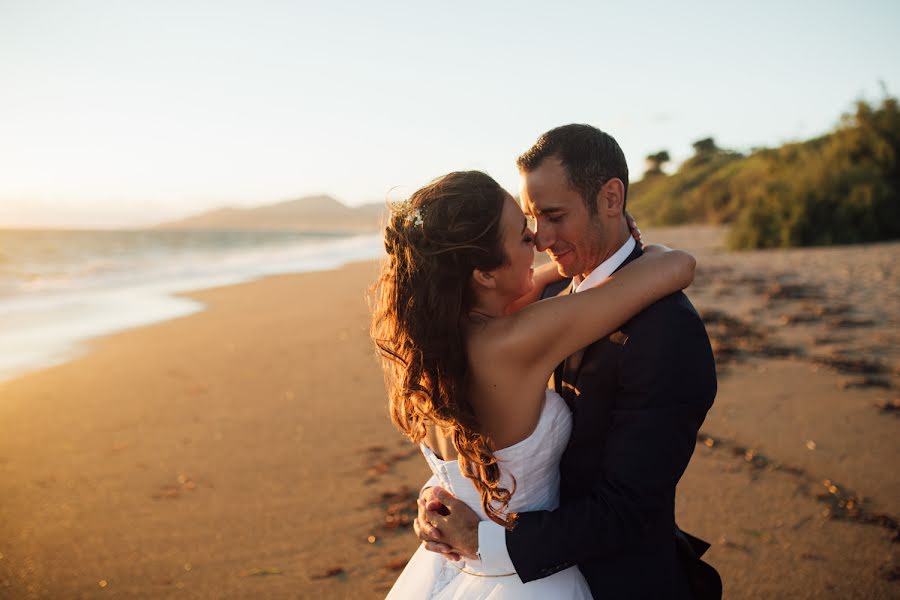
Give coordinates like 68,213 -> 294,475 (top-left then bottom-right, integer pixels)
628,96 -> 900,249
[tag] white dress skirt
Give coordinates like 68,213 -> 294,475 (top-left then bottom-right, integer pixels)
386,391 -> 592,599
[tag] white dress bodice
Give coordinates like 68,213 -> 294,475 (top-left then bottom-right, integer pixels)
421,388 -> 573,520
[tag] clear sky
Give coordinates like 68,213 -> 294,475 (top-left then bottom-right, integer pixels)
1,0 -> 898,227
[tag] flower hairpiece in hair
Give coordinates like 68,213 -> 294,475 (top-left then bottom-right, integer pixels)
393,198 -> 425,228
408,207 -> 424,228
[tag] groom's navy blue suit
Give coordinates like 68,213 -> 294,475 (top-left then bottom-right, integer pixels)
506,245 -> 721,599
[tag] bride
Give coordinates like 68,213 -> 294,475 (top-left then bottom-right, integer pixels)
370,170 -> 695,598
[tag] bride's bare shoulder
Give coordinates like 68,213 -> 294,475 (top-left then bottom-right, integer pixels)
466,314 -> 523,363
465,314 -> 548,392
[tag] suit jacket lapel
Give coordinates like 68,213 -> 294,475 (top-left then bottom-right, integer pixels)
551,279 -> 575,398
549,280 -> 585,410
557,243 -> 644,409
560,348 -> 586,410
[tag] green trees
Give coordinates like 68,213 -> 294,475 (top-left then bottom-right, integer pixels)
644,150 -> 671,176
628,96 -> 900,249
691,137 -> 718,156
628,138 -> 744,226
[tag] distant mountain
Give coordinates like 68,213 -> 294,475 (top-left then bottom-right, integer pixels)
155,195 -> 387,232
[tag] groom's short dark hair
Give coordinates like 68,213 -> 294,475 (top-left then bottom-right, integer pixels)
516,124 -> 629,214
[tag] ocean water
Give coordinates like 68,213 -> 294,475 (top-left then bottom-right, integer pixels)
0,229 -> 384,382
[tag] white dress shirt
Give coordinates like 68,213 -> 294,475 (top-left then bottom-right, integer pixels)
476,235 -> 636,573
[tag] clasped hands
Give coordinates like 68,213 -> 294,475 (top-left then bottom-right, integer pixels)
414,486 -> 481,561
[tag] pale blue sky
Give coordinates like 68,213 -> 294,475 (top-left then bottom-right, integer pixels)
1,0 -> 898,227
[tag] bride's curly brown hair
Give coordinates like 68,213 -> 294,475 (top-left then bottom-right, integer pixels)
370,170 -> 518,528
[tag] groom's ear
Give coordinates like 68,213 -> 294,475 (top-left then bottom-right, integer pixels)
471,268 -> 497,290
601,178 -> 626,217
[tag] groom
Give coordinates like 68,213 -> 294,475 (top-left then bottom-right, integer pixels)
415,124 -> 721,599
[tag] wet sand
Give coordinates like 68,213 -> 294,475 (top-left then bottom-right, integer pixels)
0,227 -> 897,598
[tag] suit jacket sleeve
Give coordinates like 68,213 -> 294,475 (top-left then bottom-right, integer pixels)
505,296 -> 717,582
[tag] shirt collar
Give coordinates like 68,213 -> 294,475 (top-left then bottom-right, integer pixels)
574,236 -> 636,293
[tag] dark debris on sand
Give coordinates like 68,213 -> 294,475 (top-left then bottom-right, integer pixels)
763,282 -> 826,301
827,317 -> 878,329
878,561 -> 900,582
699,298 -> 899,393
363,444 -> 420,483
240,567 -> 283,577
776,301 -> 854,326
361,442 -> 425,552
384,557 -> 410,571
839,376 -> 893,390
694,266 -> 769,297
875,399 -> 900,415
696,432 -> 900,543
152,473 -> 198,499
374,486 -> 418,535
816,480 -> 900,542
311,567 -> 345,580
696,432 -> 806,477
693,256 -> 898,392
813,352 -> 888,376
700,309 -> 801,370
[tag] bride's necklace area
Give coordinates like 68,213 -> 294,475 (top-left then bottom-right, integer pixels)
467,309 -> 502,324
468,310 -> 493,321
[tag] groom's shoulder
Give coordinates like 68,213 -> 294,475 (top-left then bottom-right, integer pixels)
541,278 -> 573,300
625,290 -> 704,334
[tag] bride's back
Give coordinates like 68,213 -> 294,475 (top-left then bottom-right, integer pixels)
422,389 -> 573,518
464,326 -> 554,451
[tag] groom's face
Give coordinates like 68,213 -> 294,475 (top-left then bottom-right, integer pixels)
520,157 -> 605,279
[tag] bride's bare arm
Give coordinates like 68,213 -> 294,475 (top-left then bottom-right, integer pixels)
503,261 -> 564,315
497,248 -> 696,378
640,242 -> 671,256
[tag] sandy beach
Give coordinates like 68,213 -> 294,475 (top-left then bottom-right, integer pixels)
1,226 -> 897,599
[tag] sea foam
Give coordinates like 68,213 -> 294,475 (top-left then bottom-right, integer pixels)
0,230 -> 383,382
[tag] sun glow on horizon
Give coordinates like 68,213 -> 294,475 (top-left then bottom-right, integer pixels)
2,1 -> 898,228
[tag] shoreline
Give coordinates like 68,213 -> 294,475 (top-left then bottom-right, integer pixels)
0,233 -> 384,385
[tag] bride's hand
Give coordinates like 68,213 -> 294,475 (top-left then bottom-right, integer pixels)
426,487 -> 481,560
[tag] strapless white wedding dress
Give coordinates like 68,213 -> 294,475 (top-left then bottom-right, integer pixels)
386,389 -> 592,599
